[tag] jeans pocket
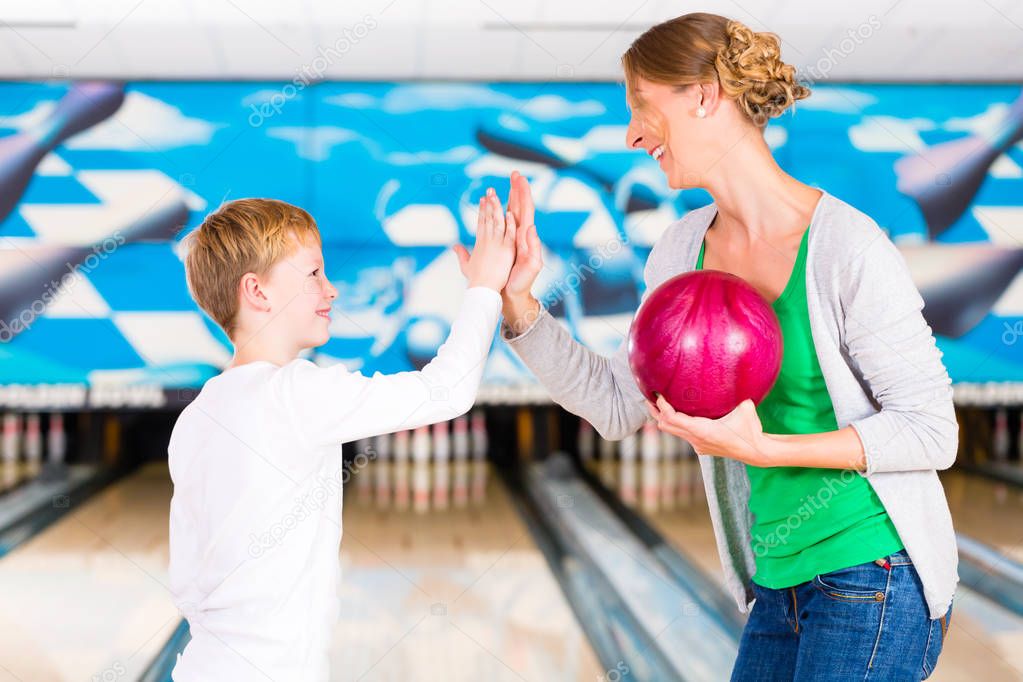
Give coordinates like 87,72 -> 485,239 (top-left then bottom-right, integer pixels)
812,561 -> 889,603
921,606 -> 953,679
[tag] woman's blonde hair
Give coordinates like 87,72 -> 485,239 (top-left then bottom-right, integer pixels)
183,198 -> 322,340
621,12 -> 810,129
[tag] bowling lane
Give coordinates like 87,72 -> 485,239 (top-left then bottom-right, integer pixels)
333,457 -> 603,681
585,450 -> 1023,681
0,462 -> 179,682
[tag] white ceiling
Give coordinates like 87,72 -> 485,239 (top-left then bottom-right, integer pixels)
0,0 -> 1021,81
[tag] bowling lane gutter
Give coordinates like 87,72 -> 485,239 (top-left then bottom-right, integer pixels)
138,619 -> 190,682
0,463 -> 129,558
573,458 -> 747,641
499,463 -> 682,681
503,453 -> 739,682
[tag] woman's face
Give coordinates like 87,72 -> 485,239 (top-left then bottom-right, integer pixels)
625,77 -> 714,190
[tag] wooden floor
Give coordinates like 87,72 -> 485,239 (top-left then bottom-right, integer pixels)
0,462 -> 179,681
602,457 -> 1023,681
0,459 -> 603,682
333,459 -> 603,682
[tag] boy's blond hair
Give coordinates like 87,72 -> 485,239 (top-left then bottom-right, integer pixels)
183,198 -> 322,340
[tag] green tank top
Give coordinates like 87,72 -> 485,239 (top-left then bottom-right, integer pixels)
696,226 -> 903,588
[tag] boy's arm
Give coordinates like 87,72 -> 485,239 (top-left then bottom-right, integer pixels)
271,286 -> 502,448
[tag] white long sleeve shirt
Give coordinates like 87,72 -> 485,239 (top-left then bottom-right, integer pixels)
168,287 -> 501,681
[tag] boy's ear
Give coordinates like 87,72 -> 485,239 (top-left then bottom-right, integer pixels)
239,272 -> 271,312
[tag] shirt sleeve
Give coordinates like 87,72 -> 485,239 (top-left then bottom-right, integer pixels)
841,229 -> 959,476
271,287 -> 502,448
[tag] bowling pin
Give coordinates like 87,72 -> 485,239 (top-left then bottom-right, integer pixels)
433,421 -> 451,463
393,430 -> 410,463
471,458 -> 487,505
641,460 -> 659,513
471,410 -> 487,461
661,458 -> 677,510
660,431 -> 679,460
2,413 -> 20,463
412,426 -> 431,463
433,460 -> 450,510
393,457 -> 410,511
452,415 -> 469,461
618,457 -> 637,507
374,433 -> 392,462
620,432 -> 638,462
453,460 -> 469,508
578,420 -> 595,462
47,412 -> 66,465
374,460 -> 391,509
24,413 -> 42,465
641,421 -> 660,463
0,82 -> 125,225
895,91 -> 1023,239
413,458 -> 430,514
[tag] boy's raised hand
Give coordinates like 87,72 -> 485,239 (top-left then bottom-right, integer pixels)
453,187 -> 516,292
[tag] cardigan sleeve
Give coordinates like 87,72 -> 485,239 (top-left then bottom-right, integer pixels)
840,227 -> 959,476
498,243 -> 681,441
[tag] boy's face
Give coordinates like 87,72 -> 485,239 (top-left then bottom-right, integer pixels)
262,237 -> 338,350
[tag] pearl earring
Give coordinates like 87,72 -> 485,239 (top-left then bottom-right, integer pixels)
697,106 -> 706,118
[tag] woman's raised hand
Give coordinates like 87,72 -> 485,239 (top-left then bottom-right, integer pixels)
500,171 -> 544,336
504,171 -> 543,301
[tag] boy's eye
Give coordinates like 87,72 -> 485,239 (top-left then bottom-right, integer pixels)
310,269 -> 319,276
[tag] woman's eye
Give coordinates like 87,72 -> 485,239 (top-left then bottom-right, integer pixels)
310,269 -> 319,276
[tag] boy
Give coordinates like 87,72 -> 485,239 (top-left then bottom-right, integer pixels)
168,189 -> 515,680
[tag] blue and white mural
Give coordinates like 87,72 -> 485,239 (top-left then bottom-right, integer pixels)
0,81 -> 1021,407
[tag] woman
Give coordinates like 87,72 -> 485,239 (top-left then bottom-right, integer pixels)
498,12 -> 957,681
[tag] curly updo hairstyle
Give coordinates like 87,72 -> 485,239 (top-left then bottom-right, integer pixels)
621,12 -> 811,128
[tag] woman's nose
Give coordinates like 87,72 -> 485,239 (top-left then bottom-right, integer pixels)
626,120 -> 644,149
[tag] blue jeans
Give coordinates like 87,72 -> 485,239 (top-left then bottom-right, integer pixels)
731,549 -> 953,681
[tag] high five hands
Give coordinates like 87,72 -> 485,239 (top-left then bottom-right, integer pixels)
453,172 -> 544,334
453,171 -> 767,464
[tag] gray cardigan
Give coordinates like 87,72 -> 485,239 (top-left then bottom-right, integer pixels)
503,190 -> 959,620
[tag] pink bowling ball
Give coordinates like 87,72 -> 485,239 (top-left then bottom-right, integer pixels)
627,270 -> 783,419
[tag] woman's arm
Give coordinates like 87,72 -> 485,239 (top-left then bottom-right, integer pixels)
839,227 -> 959,476
503,294 -> 649,440
760,428 -> 867,470
500,172 -> 649,440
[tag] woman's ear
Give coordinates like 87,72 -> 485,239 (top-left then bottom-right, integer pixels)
699,81 -> 721,115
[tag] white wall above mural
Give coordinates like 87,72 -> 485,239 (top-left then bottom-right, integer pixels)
0,1 -> 1022,81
